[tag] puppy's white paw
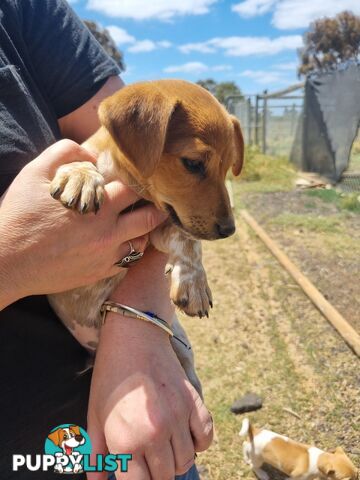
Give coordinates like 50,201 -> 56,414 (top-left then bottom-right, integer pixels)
50,161 -> 105,214
168,263 -> 213,318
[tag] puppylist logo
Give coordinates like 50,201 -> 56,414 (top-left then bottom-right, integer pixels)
12,424 -> 132,474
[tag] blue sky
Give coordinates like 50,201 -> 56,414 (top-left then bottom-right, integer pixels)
69,0 -> 360,95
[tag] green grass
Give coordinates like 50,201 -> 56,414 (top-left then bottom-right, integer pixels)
268,213 -> 343,233
306,189 -> 360,213
233,146 -> 296,193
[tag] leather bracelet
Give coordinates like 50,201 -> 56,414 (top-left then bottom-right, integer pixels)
100,301 -> 190,349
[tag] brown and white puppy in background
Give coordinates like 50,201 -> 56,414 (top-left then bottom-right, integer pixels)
240,418 -> 358,480
48,80 -> 244,393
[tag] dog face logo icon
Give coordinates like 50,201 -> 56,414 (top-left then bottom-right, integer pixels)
45,424 -> 91,474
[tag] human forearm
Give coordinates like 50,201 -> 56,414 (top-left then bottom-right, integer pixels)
0,245 -> 20,310
87,247 -> 213,479
0,210 -> 27,309
107,246 -> 175,322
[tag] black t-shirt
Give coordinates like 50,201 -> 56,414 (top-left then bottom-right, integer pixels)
0,0 -> 120,195
0,2 -> 119,476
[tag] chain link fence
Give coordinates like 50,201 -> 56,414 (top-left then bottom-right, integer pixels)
226,83 -> 304,158
226,83 -> 360,191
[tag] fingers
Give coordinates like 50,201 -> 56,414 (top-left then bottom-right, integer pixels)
145,442 -> 175,480
105,180 -> 140,212
33,139 -> 98,175
86,420 -> 108,480
171,430 -> 195,475
108,235 -> 149,273
115,455 -> 150,480
115,205 -> 168,242
105,182 -> 168,234
189,388 -> 213,452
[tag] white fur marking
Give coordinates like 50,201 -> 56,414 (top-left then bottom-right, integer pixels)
307,447 -> 323,477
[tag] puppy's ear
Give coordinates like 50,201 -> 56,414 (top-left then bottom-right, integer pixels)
230,115 -> 244,176
70,425 -> 81,436
334,446 -> 346,455
48,428 -> 61,446
318,454 -> 337,477
99,86 -> 179,178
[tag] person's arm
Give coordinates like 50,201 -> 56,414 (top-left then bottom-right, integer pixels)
55,76 -> 213,478
58,76 -> 124,143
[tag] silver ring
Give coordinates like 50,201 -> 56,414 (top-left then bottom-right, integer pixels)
115,241 -> 144,268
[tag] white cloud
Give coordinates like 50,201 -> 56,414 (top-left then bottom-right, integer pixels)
232,0 -> 276,17
163,62 -> 232,73
273,0 -> 360,29
239,69 -> 288,84
128,40 -> 157,53
164,62 -> 210,73
86,0 -> 218,21
105,26 -> 172,54
127,39 -> 172,53
232,0 -> 360,29
179,42 -> 217,54
180,35 -> 302,56
106,26 -> 135,45
157,41 -> 172,48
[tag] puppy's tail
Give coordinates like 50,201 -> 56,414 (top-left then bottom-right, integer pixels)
239,418 -> 254,445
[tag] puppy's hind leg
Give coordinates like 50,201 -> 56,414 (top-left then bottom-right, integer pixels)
243,441 -> 252,465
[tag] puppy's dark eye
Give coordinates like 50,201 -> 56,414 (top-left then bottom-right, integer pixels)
181,157 -> 205,176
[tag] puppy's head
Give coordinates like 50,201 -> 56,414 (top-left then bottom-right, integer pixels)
99,80 -> 244,240
48,425 -> 85,450
319,448 -> 358,480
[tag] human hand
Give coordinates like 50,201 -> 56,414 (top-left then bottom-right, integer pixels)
87,314 -> 213,480
0,140 -> 167,308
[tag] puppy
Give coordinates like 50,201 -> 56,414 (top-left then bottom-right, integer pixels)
48,80 -> 244,393
239,418 -> 358,480
48,425 -> 85,473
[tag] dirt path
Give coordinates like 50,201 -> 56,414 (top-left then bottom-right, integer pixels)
181,215 -> 360,480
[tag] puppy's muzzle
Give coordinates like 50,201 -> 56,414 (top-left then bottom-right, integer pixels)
216,219 -> 236,238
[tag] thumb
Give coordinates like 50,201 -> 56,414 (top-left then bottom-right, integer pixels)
86,418 -> 108,480
189,386 -> 214,452
115,204 -> 169,243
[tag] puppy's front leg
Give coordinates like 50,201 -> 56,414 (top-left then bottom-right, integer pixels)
50,161 -> 105,214
150,224 -> 213,318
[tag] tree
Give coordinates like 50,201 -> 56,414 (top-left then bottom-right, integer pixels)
298,11 -> 360,76
84,20 -> 125,72
196,79 -> 217,95
196,79 -> 242,104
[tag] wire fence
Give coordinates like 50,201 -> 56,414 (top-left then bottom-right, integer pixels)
226,83 -> 304,158
226,83 -> 360,191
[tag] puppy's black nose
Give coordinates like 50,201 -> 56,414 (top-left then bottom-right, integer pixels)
75,435 -> 83,442
216,221 -> 236,238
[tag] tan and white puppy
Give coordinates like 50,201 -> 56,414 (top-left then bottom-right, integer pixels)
240,418 -> 358,480
48,425 -> 85,473
48,80 -> 244,394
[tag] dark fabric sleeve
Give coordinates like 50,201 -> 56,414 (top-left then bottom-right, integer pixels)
18,0 -> 121,118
